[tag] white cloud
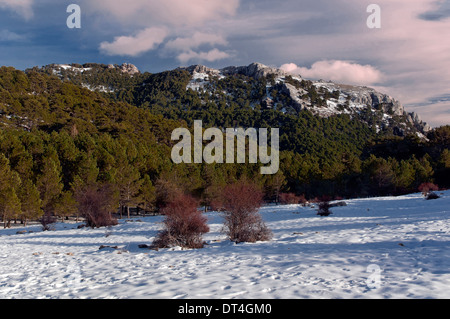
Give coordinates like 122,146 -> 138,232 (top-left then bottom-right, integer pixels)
164,32 -> 229,64
250,0 -> 450,126
165,32 -> 228,51
177,48 -> 231,64
0,0 -> 33,19
281,60 -> 384,85
99,27 -> 168,57
88,1 -> 239,62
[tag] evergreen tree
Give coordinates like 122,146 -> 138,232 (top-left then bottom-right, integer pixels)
53,191 -> 77,222
18,178 -> 43,226
36,153 -> 64,215
115,160 -> 142,219
0,154 -> 22,228
139,174 -> 156,214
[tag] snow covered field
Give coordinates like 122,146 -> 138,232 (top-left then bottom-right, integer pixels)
1,191 -> 449,299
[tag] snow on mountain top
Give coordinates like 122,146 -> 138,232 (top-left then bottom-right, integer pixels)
1,190 -> 449,299
56,64 -> 92,73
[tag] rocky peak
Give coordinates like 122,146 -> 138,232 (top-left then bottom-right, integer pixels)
310,81 -> 431,133
221,62 -> 289,80
183,62 -> 293,81
181,65 -> 220,76
118,63 -> 140,75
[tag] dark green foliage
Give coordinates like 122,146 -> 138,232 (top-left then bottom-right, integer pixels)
0,65 -> 449,228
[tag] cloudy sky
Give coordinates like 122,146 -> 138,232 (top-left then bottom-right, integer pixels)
0,0 -> 449,127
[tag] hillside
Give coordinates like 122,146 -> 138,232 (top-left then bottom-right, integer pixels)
32,62 -> 431,137
0,63 -> 449,230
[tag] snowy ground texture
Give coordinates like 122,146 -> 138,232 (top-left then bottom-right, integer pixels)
1,191 -> 449,299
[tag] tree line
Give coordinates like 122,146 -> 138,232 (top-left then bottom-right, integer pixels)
0,66 -> 449,228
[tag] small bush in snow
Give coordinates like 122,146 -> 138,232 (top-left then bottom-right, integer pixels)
75,184 -> 118,228
418,182 -> 439,197
279,193 -> 306,205
221,181 -> 272,243
152,194 -> 209,249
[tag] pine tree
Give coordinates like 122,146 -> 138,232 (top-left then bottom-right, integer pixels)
264,170 -> 286,204
394,160 -> 415,192
115,161 -> 142,219
18,178 -> 43,226
0,154 -> 22,228
36,154 -> 64,215
139,174 -> 156,215
53,191 -> 77,222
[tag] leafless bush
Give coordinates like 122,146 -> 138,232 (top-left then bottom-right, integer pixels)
152,194 -> 209,249
418,182 -> 439,196
75,184 -> 118,228
279,193 -> 306,205
221,181 -> 272,243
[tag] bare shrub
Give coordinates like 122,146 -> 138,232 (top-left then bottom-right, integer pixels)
418,182 -> 439,196
152,194 -> 209,249
279,193 -> 306,205
221,181 -> 272,243
75,184 -> 118,228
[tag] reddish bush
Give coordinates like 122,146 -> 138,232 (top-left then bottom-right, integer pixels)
221,182 -> 272,243
152,194 -> 209,249
279,193 -> 306,205
418,182 -> 439,196
75,184 -> 118,228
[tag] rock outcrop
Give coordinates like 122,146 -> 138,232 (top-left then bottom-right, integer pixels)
119,63 -> 140,75
221,62 -> 288,80
181,65 -> 220,76
181,62 -> 432,135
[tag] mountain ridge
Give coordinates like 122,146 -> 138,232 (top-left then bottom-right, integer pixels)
178,62 -> 431,135
1,63 -> 449,204
28,61 -> 431,136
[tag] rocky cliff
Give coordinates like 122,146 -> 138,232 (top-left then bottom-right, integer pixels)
182,62 -> 431,135
33,61 -> 432,136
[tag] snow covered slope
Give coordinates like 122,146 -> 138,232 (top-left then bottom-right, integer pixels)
1,191 -> 449,299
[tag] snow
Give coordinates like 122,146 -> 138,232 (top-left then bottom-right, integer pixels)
187,72 -> 211,91
1,191 -> 449,299
57,64 -> 92,73
81,84 -> 114,93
